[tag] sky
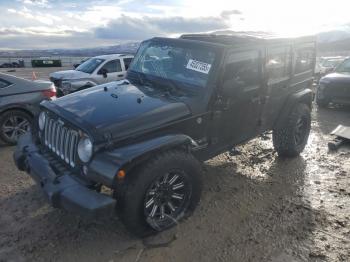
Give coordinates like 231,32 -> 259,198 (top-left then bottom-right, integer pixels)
1,0 -> 350,49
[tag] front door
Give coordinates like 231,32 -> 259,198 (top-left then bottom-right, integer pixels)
213,48 -> 264,149
95,59 -> 124,84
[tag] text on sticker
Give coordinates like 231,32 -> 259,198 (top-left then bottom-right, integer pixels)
186,59 -> 212,74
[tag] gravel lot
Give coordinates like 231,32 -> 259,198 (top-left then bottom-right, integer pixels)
0,68 -> 349,262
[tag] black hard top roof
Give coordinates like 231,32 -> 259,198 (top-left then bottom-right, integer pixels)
179,31 -> 316,46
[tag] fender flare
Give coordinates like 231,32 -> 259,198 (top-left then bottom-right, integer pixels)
273,88 -> 313,130
0,103 -> 36,116
86,134 -> 198,187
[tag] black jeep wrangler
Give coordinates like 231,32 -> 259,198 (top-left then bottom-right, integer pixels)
14,33 -> 315,236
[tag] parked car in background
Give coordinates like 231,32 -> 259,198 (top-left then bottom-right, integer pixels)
316,58 -> 350,107
315,56 -> 345,80
0,73 -> 56,145
15,33 -> 315,236
49,54 -> 134,96
0,62 -> 21,68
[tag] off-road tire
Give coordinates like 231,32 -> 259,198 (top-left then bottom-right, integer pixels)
117,150 -> 203,237
0,110 -> 32,145
273,103 -> 311,157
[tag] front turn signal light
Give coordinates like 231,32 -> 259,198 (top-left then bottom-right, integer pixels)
117,170 -> 126,180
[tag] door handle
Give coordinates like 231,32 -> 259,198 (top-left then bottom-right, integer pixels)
118,74 -> 124,77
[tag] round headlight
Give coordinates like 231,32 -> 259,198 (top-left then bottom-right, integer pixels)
38,111 -> 46,130
77,136 -> 93,163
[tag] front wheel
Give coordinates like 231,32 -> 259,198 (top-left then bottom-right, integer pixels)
117,150 -> 203,237
273,104 -> 311,157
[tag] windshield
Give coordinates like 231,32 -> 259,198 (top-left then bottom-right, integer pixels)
335,59 -> 350,73
76,58 -> 105,74
129,41 -> 216,88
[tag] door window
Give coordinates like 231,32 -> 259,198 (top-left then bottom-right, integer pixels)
223,50 -> 260,90
0,78 -> 11,88
123,58 -> 133,70
101,59 -> 122,73
267,46 -> 291,84
295,47 -> 314,74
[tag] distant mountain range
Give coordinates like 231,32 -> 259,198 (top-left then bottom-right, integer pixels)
1,29 -> 350,57
317,29 -> 350,54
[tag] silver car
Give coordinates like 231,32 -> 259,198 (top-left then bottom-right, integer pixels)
50,54 -> 134,96
0,73 -> 56,145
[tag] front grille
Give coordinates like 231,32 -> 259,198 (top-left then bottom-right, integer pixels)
43,115 -> 79,167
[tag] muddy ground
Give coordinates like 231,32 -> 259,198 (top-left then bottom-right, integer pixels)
0,68 -> 350,261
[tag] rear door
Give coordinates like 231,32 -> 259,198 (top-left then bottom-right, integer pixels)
260,45 -> 292,130
292,43 -> 315,92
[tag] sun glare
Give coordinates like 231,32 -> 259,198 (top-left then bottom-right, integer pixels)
181,0 -> 350,36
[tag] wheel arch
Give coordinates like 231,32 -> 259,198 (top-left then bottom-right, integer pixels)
0,106 -> 34,119
273,88 -> 313,130
86,134 -> 198,188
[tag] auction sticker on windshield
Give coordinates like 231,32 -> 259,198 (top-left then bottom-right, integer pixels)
186,59 -> 212,74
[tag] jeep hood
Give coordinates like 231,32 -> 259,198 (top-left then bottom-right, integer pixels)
50,70 -> 90,80
48,81 -> 191,141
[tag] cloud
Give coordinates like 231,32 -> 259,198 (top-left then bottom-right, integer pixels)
7,7 -> 61,25
221,10 -> 243,19
0,26 -> 84,37
0,0 -> 245,49
18,0 -> 49,7
0,30 -> 122,49
94,13 -> 235,40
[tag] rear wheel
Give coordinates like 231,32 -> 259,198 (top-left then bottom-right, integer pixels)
0,110 -> 32,145
273,103 -> 311,157
117,150 -> 202,237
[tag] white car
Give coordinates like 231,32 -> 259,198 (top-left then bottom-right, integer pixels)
50,54 -> 134,96
315,56 -> 345,76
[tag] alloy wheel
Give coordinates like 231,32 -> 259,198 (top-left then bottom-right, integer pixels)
144,170 -> 191,231
295,116 -> 308,146
2,115 -> 30,142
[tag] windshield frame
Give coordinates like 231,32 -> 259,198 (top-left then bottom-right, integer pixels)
128,38 -> 224,92
76,58 -> 105,74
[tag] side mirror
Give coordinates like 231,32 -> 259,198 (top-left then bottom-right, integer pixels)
98,68 -> 108,78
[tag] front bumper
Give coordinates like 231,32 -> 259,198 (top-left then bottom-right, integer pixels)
13,133 -> 116,218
